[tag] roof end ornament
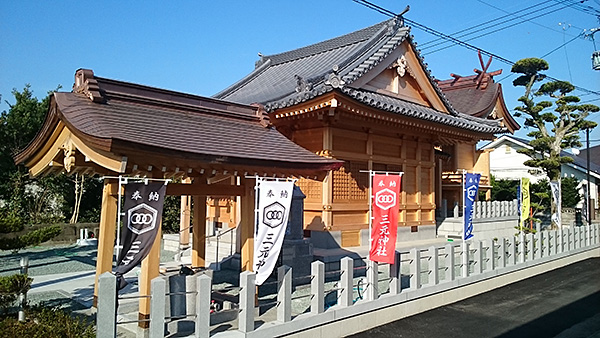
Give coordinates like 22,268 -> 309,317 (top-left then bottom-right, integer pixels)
252,103 -> 272,128
73,69 -> 104,103
325,65 -> 346,89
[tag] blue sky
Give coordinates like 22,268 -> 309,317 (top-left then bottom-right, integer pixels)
1,1 -> 599,145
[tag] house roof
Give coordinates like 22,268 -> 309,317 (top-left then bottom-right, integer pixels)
481,134 -> 600,178
437,72 -> 520,133
214,18 -> 505,135
578,144 -> 600,167
14,69 -> 342,176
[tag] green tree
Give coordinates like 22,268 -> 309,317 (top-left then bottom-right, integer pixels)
511,58 -> 599,228
489,175 -> 519,201
0,86 -> 102,250
560,176 -> 581,209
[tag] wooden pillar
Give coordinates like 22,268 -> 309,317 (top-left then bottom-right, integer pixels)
240,179 -> 255,271
192,195 -> 207,268
93,179 -> 118,307
179,178 -> 192,249
138,221 -> 161,328
322,125 -> 333,230
416,139 -> 422,225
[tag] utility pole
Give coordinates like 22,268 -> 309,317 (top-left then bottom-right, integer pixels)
586,127 -> 592,225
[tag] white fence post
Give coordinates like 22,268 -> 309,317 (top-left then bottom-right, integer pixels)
340,257 -> 354,307
409,248 -> 421,290
97,272 -> 117,338
474,241 -> 483,274
461,242 -> 470,278
366,260 -> 378,301
149,277 -> 166,338
239,271 -> 255,333
196,274 -> 211,338
519,232 -> 526,263
429,246 -> 439,285
535,232 -> 542,259
542,231 -> 549,257
526,234 -> 534,261
488,240 -> 497,270
509,236 -> 517,265
445,244 -> 455,282
389,251 -> 402,294
277,265 -> 292,323
311,261 -> 325,314
499,238 -> 506,268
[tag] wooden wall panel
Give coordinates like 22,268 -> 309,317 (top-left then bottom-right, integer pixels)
332,161 -> 368,202
297,178 -> 323,202
421,167 -> 433,204
373,141 -> 401,158
404,165 -> 417,204
456,142 -> 475,170
292,128 -> 324,153
405,140 -> 417,160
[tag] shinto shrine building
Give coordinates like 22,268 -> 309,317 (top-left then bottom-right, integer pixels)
215,18 -> 513,247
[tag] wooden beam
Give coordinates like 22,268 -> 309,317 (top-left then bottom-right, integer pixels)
192,195 -> 207,268
166,182 -> 245,196
138,221 -> 162,328
240,178 -> 255,271
93,179 -> 118,307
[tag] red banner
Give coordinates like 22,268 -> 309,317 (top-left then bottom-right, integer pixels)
369,174 -> 401,264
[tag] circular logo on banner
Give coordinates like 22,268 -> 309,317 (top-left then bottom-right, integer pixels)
262,202 -> 286,228
127,203 -> 158,235
375,188 -> 397,210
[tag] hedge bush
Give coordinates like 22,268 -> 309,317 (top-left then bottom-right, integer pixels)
0,305 -> 95,338
0,225 -> 62,251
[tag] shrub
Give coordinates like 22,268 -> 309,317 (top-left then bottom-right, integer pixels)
0,213 -> 24,234
0,225 -> 62,251
0,274 -> 32,314
0,305 -> 95,338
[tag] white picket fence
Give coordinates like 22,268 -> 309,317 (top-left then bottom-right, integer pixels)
442,199 -> 519,219
97,224 -> 600,338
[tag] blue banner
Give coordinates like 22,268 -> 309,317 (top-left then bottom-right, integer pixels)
463,173 -> 481,240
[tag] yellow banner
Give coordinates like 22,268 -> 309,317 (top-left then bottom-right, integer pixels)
521,178 -> 530,228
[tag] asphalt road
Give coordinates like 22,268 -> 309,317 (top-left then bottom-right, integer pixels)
349,257 -> 600,338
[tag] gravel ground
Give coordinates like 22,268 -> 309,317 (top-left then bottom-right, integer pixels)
0,242 -> 176,277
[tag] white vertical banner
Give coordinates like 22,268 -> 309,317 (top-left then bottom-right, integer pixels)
550,181 -> 562,228
253,178 -> 295,285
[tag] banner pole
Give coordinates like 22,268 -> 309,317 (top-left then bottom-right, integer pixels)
115,175 -> 124,263
462,169 -> 466,241
369,170 -> 372,254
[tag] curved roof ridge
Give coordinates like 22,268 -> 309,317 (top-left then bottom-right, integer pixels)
265,20 -> 391,66
341,87 -> 505,134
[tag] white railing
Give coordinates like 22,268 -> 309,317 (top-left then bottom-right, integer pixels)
97,224 -> 600,338
442,199 -> 518,219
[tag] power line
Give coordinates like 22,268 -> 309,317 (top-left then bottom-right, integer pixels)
423,4 -> 569,55
420,0 -> 566,50
553,0 -> 600,16
477,0 -> 582,36
422,1 -> 569,53
352,0 -> 600,98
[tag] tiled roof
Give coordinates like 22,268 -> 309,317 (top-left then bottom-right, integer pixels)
214,18 -> 504,134
578,145 -> 600,167
438,77 -> 499,117
15,70 -> 341,172
437,73 -> 520,132
341,88 -> 504,134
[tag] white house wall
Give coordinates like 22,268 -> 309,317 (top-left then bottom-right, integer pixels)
486,138 -> 599,209
488,141 -> 545,183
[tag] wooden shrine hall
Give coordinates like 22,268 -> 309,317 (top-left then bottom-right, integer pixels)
215,17 -> 513,247
14,68 -> 341,321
